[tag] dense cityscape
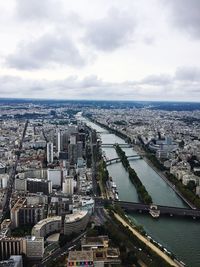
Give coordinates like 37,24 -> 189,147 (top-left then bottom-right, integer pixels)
1,0 -> 200,266
0,100 -> 199,267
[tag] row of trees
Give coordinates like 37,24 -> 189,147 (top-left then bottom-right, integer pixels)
115,145 -> 152,204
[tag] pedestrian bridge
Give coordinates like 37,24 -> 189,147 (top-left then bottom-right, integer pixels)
96,199 -> 200,219
106,155 -> 142,165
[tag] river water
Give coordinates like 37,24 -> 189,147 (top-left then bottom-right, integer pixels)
81,117 -> 200,267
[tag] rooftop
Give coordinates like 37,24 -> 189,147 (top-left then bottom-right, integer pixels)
68,251 -> 93,261
65,210 -> 88,223
32,216 -> 61,231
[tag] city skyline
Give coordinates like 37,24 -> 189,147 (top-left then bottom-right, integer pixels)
0,0 -> 200,101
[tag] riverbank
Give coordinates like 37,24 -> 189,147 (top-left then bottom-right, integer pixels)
142,156 -> 195,209
133,144 -> 196,209
88,116 -> 196,209
113,212 -> 183,267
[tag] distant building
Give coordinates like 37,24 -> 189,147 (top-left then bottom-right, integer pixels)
47,142 -> 53,163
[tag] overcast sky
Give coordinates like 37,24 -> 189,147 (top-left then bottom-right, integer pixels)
0,0 -> 200,101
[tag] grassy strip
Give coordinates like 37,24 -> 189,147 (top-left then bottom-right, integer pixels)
115,144 -> 152,204
97,160 -> 109,198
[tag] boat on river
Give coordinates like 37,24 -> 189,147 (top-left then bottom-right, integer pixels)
149,205 -> 160,218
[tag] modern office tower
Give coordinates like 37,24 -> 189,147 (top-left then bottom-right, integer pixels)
62,132 -> 69,151
46,142 -> 53,163
31,217 -> 62,238
25,236 -> 44,259
10,198 -> 45,228
27,178 -> 52,195
62,176 -> 74,196
56,129 -> 61,154
68,144 -> 77,165
77,141 -> 83,158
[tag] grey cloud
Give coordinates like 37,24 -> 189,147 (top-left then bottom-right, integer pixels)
1,67 -> 200,100
15,0 -> 60,21
141,74 -> 172,86
175,67 -> 200,81
6,33 -> 86,69
85,8 -> 136,51
165,0 -> 200,38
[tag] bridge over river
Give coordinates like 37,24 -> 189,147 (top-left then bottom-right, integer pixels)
96,199 -> 200,219
106,155 -> 142,165
101,143 -> 131,148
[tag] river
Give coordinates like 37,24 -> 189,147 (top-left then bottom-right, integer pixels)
81,116 -> 200,267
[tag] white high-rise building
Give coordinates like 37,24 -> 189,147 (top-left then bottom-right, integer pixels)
57,130 -> 61,154
70,135 -> 76,145
47,169 -> 62,187
47,142 -> 53,163
62,176 -> 74,195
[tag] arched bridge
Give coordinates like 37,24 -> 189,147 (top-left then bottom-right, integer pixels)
106,155 -> 142,165
95,199 -> 200,219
